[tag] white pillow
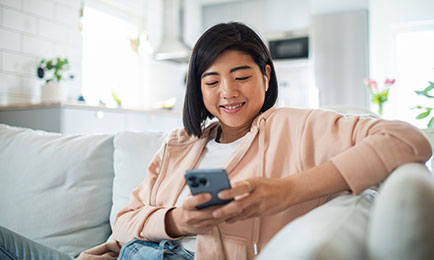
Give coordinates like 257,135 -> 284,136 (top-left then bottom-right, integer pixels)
0,124 -> 114,257
109,130 -> 167,231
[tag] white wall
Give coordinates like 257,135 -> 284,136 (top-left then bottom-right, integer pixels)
0,0 -> 82,105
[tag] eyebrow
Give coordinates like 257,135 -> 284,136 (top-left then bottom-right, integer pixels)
201,65 -> 253,79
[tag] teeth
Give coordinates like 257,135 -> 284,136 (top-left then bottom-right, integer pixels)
224,103 -> 243,110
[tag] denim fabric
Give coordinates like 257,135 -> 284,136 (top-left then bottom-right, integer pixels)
0,225 -> 73,260
119,239 -> 195,260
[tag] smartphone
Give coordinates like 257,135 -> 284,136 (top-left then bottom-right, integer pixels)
185,168 -> 234,209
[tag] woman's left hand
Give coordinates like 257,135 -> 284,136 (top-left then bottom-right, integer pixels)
212,177 -> 293,223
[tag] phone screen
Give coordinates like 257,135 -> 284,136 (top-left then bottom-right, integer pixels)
185,168 -> 234,209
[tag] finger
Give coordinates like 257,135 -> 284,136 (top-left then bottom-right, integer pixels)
183,193 -> 212,210
225,204 -> 260,223
218,180 -> 254,200
212,196 -> 254,219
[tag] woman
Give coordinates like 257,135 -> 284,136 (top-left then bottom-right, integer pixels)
0,22 -> 431,260
112,22 -> 432,260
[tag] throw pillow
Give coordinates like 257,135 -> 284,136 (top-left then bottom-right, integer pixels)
0,124 -> 114,257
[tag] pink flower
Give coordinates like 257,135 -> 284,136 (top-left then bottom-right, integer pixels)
384,78 -> 395,86
364,78 -> 378,91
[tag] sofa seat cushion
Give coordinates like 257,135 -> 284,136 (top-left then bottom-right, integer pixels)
0,124 -> 114,257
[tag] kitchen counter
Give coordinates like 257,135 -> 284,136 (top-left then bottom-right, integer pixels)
0,102 -> 183,134
0,102 -> 181,116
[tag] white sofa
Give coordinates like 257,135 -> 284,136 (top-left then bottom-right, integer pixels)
0,123 -> 433,259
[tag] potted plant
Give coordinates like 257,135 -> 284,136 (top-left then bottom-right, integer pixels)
37,57 -> 74,103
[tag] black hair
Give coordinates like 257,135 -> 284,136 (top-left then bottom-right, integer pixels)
183,22 -> 278,138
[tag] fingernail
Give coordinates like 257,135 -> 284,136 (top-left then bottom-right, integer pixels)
213,211 -> 221,218
218,191 -> 226,199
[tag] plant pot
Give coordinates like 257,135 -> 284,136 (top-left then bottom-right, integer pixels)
41,82 -> 68,103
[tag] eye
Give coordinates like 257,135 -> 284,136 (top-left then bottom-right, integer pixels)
205,81 -> 218,86
235,76 -> 251,81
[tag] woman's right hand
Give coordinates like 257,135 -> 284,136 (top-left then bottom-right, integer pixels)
165,193 -> 227,237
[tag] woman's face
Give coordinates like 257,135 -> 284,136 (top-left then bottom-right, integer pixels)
201,50 -> 271,130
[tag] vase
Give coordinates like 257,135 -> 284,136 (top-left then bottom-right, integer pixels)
41,82 -> 68,103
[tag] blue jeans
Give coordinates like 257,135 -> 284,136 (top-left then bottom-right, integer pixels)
119,239 -> 194,260
0,225 -> 73,260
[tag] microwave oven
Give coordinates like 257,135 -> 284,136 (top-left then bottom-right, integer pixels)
268,36 -> 309,60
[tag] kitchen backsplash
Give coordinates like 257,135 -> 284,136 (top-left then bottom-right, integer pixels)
0,0 -> 82,105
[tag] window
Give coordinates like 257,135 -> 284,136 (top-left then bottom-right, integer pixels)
82,7 -> 140,107
386,25 -> 434,128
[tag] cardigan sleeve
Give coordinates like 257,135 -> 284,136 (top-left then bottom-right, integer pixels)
300,109 -> 432,194
112,140 -> 181,244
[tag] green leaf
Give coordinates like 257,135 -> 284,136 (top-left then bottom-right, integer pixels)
428,116 -> 434,128
416,110 -> 431,119
415,91 -> 434,98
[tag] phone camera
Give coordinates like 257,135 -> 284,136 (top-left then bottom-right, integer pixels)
199,177 -> 208,186
187,175 -> 199,187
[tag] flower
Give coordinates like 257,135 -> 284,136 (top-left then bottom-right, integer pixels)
364,78 -> 396,116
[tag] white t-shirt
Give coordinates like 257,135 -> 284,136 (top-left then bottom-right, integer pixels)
174,130 -> 245,253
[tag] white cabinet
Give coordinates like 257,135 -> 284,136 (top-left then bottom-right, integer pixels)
0,104 -> 183,134
61,108 -> 126,135
191,0 -> 309,42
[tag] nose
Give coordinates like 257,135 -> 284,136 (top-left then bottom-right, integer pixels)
221,78 -> 239,99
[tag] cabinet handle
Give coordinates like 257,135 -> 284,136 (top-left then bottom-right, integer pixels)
95,111 -> 104,119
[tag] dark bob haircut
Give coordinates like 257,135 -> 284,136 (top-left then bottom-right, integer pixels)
183,22 -> 278,138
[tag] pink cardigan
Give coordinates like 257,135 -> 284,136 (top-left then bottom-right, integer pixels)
113,107 -> 432,259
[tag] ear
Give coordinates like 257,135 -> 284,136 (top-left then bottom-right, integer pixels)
264,64 -> 271,92
263,75 -> 269,91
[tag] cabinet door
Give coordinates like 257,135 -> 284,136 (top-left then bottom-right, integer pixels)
0,108 -> 62,132
61,108 -> 125,135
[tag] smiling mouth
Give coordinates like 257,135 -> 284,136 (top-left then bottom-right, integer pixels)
220,102 -> 246,110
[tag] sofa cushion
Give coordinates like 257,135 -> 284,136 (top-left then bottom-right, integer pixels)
367,163 -> 434,260
258,190 -> 375,260
0,124 -> 114,257
110,130 -> 167,231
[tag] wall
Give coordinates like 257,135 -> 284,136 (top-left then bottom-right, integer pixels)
369,0 -> 434,80
312,9 -> 369,108
0,0 -> 82,105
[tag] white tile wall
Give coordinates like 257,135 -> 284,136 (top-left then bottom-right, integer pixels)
0,0 -> 20,9
22,0 -> 54,19
2,52 -> 37,75
38,18 -> 68,42
0,28 -> 20,51
54,3 -> 80,27
22,34 -> 54,57
0,73 -> 21,94
0,0 -> 82,104
3,8 -> 37,34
